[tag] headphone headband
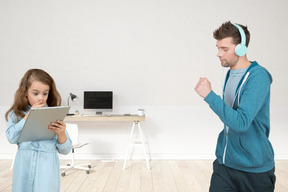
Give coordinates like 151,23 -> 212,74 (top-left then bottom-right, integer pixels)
232,23 -> 247,56
232,23 -> 246,46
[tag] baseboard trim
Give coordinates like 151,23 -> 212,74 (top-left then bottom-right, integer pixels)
1,153 -> 288,160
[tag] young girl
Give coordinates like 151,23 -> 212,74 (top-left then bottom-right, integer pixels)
5,69 -> 72,192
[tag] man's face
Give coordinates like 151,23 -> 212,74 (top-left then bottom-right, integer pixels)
216,37 -> 239,69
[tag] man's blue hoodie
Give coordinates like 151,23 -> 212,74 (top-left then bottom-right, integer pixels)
204,61 -> 274,173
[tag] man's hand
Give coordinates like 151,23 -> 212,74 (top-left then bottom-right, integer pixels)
194,77 -> 212,98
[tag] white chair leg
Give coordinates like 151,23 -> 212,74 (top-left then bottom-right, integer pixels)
60,150 -> 91,176
60,124 -> 91,176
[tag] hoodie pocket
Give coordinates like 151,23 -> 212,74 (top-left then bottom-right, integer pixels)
238,138 -> 249,155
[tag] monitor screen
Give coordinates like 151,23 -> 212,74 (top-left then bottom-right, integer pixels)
84,91 -> 113,110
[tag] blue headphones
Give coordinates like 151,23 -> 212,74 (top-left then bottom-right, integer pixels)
232,23 -> 247,57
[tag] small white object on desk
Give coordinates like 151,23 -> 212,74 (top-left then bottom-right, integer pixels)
138,109 -> 145,116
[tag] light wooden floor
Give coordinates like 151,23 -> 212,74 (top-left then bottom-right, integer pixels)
0,160 -> 287,192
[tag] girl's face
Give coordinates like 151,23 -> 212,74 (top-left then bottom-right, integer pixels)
26,80 -> 50,106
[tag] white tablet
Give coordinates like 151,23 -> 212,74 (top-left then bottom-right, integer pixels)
17,106 -> 70,142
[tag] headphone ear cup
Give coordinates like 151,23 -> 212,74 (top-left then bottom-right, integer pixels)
235,44 -> 247,57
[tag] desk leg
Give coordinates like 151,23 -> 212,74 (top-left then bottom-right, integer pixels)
123,121 -> 150,170
123,122 -> 136,170
138,122 -> 150,170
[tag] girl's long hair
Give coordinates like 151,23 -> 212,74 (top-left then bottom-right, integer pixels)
5,69 -> 61,121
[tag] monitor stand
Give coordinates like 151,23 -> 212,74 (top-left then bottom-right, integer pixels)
96,111 -> 103,115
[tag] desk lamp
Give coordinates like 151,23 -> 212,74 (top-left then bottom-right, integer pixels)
67,93 -> 78,115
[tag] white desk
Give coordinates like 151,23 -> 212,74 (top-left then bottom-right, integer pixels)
64,114 -> 150,170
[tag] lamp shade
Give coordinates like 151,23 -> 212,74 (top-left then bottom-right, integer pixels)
68,93 -> 78,107
70,93 -> 78,102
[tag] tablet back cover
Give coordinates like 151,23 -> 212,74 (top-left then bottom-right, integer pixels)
17,106 -> 70,142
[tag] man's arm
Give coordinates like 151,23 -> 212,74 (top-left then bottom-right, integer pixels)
195,71 -> 270,133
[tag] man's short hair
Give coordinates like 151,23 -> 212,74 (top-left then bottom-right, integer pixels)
213,21 -> 250,47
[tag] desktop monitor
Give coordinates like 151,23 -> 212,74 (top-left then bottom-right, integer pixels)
84,91 -> 113,115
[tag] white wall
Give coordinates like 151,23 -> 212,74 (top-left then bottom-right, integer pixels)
0,0 -> 287,159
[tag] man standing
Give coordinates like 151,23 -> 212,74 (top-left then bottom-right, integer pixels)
195,21 -> 276,192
